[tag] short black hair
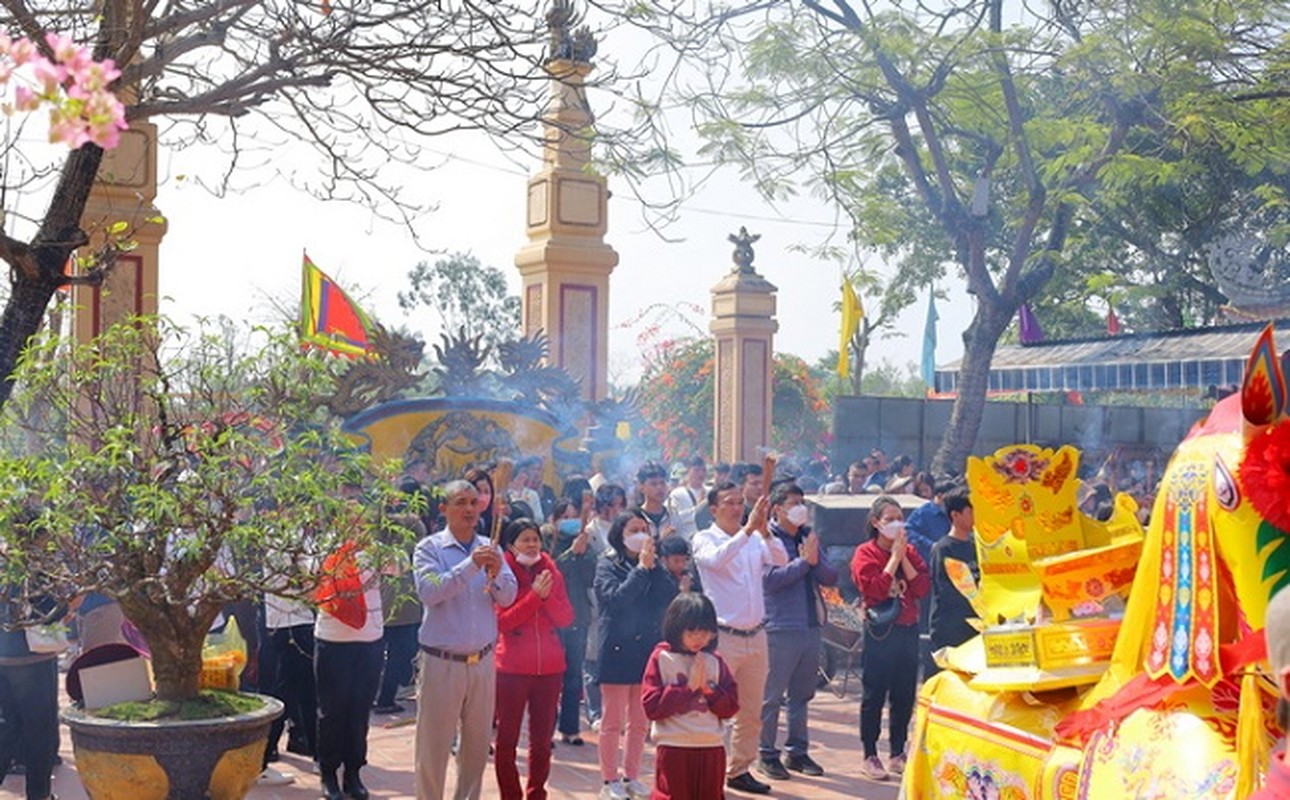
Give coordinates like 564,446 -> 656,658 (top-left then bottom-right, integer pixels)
732,462 -> 763,485
500,517 -> 540,549
684,455 -> 706,469
661,592 -> 719,653
595,483 -> 627,514
637,461 -> 668,483
944,490 -> 972,516
707,479 -> 741,509
561,476 -> 593,505
768,480 -> 804,510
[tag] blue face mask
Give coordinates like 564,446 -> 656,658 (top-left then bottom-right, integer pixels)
557,518 -> 582,536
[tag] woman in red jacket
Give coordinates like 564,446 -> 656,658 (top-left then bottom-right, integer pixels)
495,517 -> 575,800
849,496 -> 929,782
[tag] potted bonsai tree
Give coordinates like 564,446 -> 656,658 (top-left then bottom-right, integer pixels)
0,316 -> 411,799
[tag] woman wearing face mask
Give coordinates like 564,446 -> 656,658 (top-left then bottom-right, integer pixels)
494,518 -> 575,800
849,496 -> 929,782
593,510 -> 680,800
551,497 -> 595,745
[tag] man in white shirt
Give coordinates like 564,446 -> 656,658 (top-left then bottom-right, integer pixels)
692,480 -> 779,795
666,456 -> 707,540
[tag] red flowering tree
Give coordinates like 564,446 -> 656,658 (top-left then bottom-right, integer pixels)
633,338 -> 830,462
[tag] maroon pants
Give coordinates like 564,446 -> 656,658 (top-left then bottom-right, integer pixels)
651,744 -> 727,800
495,671 -> 563,800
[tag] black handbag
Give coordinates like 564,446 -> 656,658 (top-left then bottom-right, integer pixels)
864,597 -> 901,641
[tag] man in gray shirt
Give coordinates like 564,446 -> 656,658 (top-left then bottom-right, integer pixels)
414,480 -> 518,799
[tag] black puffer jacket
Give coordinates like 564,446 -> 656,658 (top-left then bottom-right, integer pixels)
593,553 -> 677,685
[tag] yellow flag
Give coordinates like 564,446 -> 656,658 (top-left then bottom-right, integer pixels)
837,281 -> 864,378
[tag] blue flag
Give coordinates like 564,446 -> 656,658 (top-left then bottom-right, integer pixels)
921,291 -> 939,389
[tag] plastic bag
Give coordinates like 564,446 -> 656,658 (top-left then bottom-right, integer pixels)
201,617 -> 247,690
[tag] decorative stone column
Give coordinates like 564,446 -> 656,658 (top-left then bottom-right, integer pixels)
710,227 -> 778,464
514,25 -> 619,402
72,121 -> 167,341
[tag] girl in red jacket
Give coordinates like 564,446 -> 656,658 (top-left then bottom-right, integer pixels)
495,517 -> 575,800
849,496 -> 930,782
641,592 -> 739,800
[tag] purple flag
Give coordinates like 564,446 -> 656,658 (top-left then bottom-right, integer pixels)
1019,303 -> 1044,344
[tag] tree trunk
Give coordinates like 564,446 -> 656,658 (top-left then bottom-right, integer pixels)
930,308 -> 1009,475
118,598 -> 216,702
0,145 -> 104,410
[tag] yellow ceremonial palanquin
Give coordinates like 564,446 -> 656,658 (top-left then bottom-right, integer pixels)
905,325 -> 1290,800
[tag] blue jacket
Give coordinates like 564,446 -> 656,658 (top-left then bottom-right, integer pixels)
904,500 -> 949,563
763,522 -> 839,632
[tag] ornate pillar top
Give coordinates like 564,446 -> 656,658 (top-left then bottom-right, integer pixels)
546,0 -> 598,66
728,227 -> 761,275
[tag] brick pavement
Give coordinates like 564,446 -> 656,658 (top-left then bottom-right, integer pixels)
6,683 -> 903,800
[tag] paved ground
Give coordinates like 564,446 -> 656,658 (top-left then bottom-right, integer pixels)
5,677 -> 905,800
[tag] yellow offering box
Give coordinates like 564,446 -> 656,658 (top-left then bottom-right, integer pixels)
1033,537 -> 1143,622
982,617 -> 1121,670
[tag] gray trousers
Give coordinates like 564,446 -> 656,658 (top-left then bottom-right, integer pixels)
759,627 -> 822,759
414,651 -> 496,800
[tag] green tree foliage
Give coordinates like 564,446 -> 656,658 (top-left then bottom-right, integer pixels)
634,338 -> 829,461
399,252 -> 522,358
0,318 -> 413,701
632,0 -> 1290,472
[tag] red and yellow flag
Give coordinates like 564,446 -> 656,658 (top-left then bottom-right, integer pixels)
299,253 -> 375,358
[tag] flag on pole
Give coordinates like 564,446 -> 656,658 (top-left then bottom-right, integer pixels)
1107,304 -> 1122,336
299,253 -> 375,358
921,291 -> 939,389
837,281 -> 865,378
1018,302 -> 1044,344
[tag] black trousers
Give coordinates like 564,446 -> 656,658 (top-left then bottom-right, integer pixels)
0,657 -> 58,799
376,623 -> 419,708
315,638 -> 383,774
556,623 -> 588,736
263,622 -> 317,765
859,622 -> 919,758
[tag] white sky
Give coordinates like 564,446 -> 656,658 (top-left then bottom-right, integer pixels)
152,133 -> 974,388
0,18 -> 977,389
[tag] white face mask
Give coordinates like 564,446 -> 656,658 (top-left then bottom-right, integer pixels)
878,520 -> 905,540
785,504 -> 810,527
624,532 -> 651,554
514,551 -> 541,567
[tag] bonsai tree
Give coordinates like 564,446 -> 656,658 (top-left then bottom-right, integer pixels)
0,317 -> 411,702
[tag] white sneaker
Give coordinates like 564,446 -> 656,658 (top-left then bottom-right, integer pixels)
256,766 -> 296,786
598,780 -> 631,800
624,778 -> 650,798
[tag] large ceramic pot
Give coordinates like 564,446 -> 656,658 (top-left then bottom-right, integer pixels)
61,694 -> 283,800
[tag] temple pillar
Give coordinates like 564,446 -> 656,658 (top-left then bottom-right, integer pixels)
514,54 -> 618,402
72,121 -> 167,340
710,228 -> 778,463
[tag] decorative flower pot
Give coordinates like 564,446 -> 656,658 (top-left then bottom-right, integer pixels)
61,694 -> 283,800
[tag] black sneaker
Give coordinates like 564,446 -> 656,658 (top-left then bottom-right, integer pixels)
726,772 -> 772,794
785,753 -> 825,776
756,758 -> 791,780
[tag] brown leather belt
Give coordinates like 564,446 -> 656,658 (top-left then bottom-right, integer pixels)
420,643 -> 493,665
718,623 -> 765,638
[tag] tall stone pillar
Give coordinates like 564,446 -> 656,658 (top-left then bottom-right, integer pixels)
710,228 -> 778,464
72,121 -> 167,340
514,40 -> 618,402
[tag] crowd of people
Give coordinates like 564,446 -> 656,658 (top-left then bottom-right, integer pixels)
1,448 -> 993,800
